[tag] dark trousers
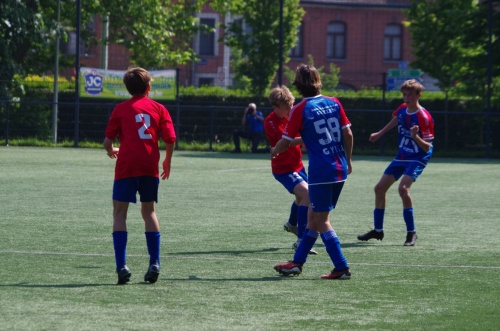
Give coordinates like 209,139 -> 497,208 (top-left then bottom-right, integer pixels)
233,129 -> 264,153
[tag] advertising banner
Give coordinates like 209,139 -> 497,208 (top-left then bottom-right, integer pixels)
80,67 -> 176,100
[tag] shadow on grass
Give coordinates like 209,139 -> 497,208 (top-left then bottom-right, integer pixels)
166,275 -> 294,282
177,151 -> 271,160
0,275 -> 296,287
170,247 -> 284,256
168,242 -> 395,256
340,242 -> 381,248
0,283 -> 115,288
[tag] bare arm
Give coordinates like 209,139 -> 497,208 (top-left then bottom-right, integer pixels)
411,126 -> 432,152
270,138 -> 291,158
103,137 -> 119,158
161,143 -> 175,180
289,137 -> 303,147
369,116 -> 398,143
343,126 -> 354,175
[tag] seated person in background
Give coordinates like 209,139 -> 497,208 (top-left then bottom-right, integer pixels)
232,103 -> 266,153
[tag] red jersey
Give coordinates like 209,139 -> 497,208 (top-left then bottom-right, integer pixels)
264,111 -> 304,175
105,95 -> 176,180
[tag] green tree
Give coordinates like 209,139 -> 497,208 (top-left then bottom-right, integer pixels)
0,0 -> 209,99
405,0 -> 481,95
90,0 -> 205,68
455,0 -> 500,104
405,0 -> 500,149
213,0 -> 304,97
405,0 -> 499,106
0,0 -> 55,99
284,54 -> 340,92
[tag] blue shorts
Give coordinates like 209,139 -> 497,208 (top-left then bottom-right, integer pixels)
309,181 -> 345,212
273,168 -> 308,194
384,160 -> 426,181
112,176 -> 159,203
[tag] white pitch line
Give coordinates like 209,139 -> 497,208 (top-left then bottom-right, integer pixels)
215,166 -> 269,172
1,250 -> 499,270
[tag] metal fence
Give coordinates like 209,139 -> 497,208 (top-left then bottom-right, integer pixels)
1,100 -> 499,158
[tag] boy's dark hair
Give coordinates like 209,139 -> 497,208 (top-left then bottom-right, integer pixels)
292,64 -> 322,98
123,67 -> 151,96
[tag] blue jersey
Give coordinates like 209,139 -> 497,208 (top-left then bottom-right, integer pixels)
393,104 -> 434,165
246,111 -> 264,133
283,95 -> 351,185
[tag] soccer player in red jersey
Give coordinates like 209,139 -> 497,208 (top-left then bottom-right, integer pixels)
358,79 -> 434,246
265,86 -> 316,255
103,67 -> 176,284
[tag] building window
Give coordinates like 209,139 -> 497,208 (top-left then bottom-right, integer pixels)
62,31 -> 87,55
289,24 -> 303,58
198,77 -> 214,86
326,21 -> 346,59
384,23 -> 402,61
196,14 -> 219,57
62,16 -> 96,56
231,16 -> 253,45
199,18 -> 216,56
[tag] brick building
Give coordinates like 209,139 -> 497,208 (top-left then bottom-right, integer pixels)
79,0 -> 413,90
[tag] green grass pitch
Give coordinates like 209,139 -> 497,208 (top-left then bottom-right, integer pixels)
0,147 -> 499,330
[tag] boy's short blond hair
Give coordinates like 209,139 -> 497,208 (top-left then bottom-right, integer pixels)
400,79 -> 424,94
269,85 -> 295,108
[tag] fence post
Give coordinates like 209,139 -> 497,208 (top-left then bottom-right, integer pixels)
175,68 -> 180,150
380,72 -> 387,156
5,101 -> 10,146
209,106 -> 214,152
485,0 -> 493,159
73,0 -> 81,148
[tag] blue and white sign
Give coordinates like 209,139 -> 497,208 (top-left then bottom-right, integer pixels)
84,70 -> 104,96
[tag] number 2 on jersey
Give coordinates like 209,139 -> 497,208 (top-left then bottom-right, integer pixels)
135,114 -> 152,139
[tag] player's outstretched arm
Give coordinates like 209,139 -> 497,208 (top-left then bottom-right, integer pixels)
369,116 -> 398,143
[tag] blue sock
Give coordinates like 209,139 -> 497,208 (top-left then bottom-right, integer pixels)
403,208 -> 415,232
374,208 -> 385,231
293,229 -> 318,264
297,206 -> 308,239
321,230 -> 348,270
145,232 -> 161,265
112,231 -> 127,270
288,202 -> 298,227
